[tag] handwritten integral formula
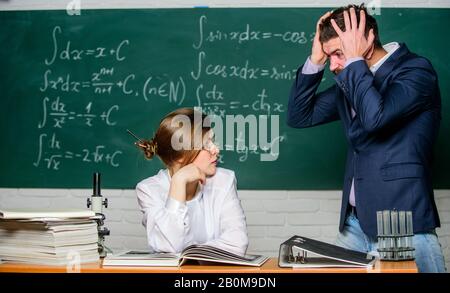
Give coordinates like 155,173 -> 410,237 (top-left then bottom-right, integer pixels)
33,14 -> 314,171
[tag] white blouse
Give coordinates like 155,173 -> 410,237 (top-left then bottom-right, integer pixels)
135,167 -> 249,255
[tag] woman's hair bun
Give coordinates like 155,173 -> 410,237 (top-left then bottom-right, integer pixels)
137,139 -> 158,160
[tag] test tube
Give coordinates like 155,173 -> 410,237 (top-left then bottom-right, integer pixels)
399,211 -> 406,259
377,211 -> 384,259
406,211 -> 414,259
391,211 -> 399,259
383,210 -> 392,259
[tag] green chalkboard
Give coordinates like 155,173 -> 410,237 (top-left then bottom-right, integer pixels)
0,8 -> 449,189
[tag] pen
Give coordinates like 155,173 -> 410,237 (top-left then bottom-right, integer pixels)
126,129 -> 144,145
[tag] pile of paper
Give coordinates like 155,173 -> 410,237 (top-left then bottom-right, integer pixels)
0,209 -> 100,266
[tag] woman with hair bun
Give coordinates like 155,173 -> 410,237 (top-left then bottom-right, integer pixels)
135,108 -> 248,255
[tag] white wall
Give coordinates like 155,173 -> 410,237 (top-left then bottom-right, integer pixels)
1,0 -> 449,270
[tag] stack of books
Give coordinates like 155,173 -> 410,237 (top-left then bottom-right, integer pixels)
0,209 -> 100,266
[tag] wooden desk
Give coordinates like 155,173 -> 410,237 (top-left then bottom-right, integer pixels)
0,258 -> 417,273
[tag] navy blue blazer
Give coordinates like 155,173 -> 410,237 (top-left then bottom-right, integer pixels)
287,43 -> 441,238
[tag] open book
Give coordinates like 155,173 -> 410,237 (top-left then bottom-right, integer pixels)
103,244 -> 269,267
278,235 -> 376,268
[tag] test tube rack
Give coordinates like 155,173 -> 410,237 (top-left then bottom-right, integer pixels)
376,210 -> 415,261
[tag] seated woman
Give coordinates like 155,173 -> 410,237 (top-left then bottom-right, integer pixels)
135,108 -> 248,255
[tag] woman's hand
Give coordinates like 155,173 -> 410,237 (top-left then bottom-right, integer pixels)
169,163 -> 206,203
172,163 -> 206,185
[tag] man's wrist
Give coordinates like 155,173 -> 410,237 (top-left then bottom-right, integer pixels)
310,56 -> 326,66
302,56 -> 326,74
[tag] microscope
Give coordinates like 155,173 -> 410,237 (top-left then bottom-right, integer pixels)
87,172 -> 110,258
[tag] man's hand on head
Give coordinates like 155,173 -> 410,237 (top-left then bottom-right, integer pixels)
310,11 -> 332,65
330,7 -> 375,60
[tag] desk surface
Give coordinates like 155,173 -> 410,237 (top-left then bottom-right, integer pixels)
0,258 -> 417,273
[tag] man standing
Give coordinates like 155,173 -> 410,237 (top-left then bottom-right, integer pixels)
287,4 -> 445,272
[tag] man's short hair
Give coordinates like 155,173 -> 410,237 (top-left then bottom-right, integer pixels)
319,3 -> 382,48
